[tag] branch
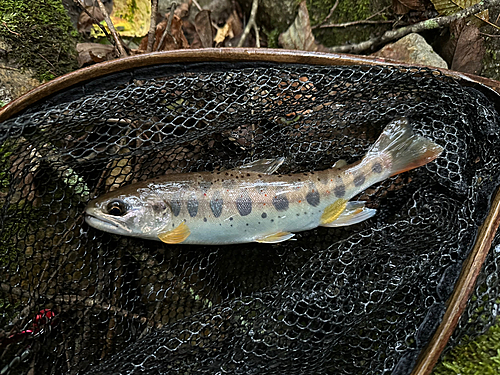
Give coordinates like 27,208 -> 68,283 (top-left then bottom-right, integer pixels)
155,2 -> 177,51
95,0 -> 128,57
329,0 -> 500,53
237,0 -> 259,47
147,0 -> 159,53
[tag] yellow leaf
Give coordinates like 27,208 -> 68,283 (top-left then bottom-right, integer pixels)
91,0 -> 151,37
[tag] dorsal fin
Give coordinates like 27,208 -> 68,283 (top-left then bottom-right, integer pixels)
238,157 -> 285,174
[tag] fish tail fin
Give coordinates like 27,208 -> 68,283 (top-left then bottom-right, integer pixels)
368,118 -> 443,176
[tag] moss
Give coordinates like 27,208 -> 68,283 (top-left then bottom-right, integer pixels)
307,0 -> 391,48
0,0 -> 79,81
265,28 -> 282,48
432,323 -> 500,375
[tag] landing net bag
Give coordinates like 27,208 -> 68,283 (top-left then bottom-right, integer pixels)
1,54 -> 500,374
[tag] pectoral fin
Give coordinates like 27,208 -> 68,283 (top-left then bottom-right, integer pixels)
321,201 -> 376,227
255,231 -> 295,243
158,222 -> 191,244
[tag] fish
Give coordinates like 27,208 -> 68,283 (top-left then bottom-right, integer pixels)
84,118 -> 443,245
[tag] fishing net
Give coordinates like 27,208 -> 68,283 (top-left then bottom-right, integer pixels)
1,60 -> 500,375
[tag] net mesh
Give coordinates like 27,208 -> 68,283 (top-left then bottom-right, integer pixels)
1,62 -> 500,375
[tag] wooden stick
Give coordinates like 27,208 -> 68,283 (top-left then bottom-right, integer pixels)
237,0 -> 258,47
95,0 -> 128,57
329,0 -> 500,53
155,2 -> 177,52
147,0 -> 159,53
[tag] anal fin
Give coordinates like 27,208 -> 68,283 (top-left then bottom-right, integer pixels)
320,198 -> 348,225
158,222 -> 191,244
321,201 -> 376,228
255,231 -> 295,243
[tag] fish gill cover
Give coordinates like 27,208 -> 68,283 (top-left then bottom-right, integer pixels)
1,62 -> 500,374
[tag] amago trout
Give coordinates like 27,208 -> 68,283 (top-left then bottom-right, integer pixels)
85,118 -> 443,245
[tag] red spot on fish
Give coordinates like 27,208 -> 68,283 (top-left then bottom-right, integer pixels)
298,200 -> 302,203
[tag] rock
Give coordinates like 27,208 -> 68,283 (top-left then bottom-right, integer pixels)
0,42 -> 40,106
372,33 -> 448,69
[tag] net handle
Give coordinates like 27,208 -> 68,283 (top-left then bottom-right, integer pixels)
412,187 -> 500,375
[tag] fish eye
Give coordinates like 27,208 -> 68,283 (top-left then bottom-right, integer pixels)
106,200 -> 127,216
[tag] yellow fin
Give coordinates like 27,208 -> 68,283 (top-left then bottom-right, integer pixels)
255,231 -> 295,243
320,198 -> 348,225
158,222 -> 191,244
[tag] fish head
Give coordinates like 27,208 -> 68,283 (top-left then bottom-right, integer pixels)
85,188 -> 172,239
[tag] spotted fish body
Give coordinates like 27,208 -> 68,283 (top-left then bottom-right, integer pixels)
85,118 -> 443,245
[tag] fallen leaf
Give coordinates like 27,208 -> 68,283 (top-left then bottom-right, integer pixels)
224,9 -> 244,47
194,10 -> 213,48
450,23 -> 484,74
174,0 -> 192,19
77,6 -> 105,33
214,23 -> 231,44
393,0 -> 427,14
91,0 -> 151,37
429,0 -> 489,23
76,43 -> 116,66
139,14 -> 189,51
278,0 -> 330,52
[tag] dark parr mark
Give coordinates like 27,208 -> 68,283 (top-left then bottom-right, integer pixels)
210,191 -> 223,218
306,185 -> 320,207
354,174 -> 365,187
261,212 -> 267,219
334,183 -> 345,198
272,194 -> 289,211
372,162 -> 383,174
170,192 -> 182,217
236,190 -> 252,216
187,192 -> 199,217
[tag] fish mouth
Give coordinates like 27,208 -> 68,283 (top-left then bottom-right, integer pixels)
85,208 -> 131,234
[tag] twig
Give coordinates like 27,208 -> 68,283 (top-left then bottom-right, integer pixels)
237,0 -> 258,47
329,0 -> 500,53
1,22 -> 20,36
155,2 -> 177,52
480,31 -> 500,37
147,0 -> 159,52
0,66 -> 18,71
319,6 -> 392,29
95,0 -> 128,57
253,24 -> 260,48
73,0 -> 114,44
311,0 -> 340,30
321,19 -> 395,28
192,0 -> 202,11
